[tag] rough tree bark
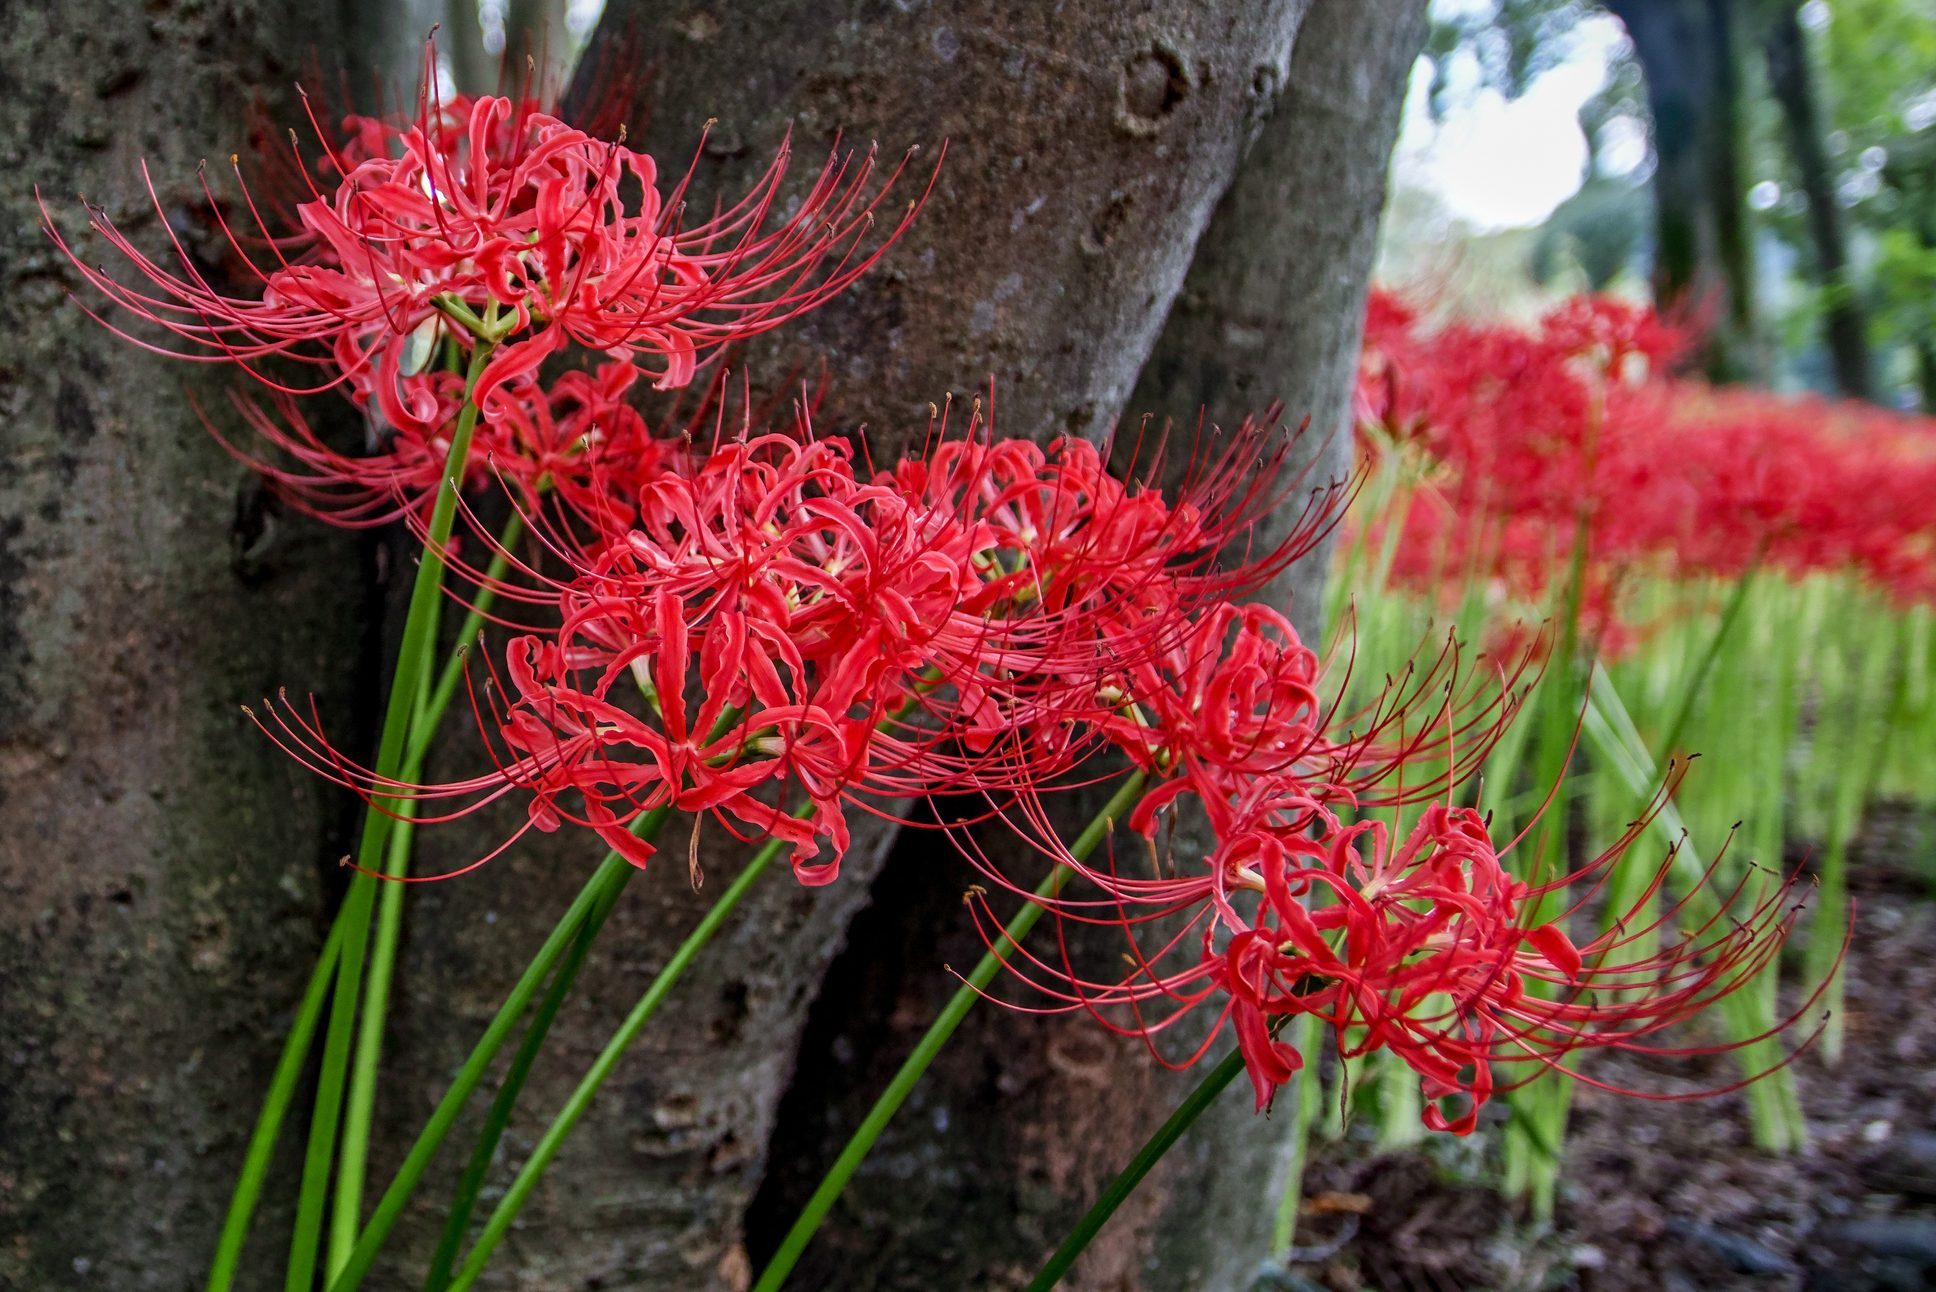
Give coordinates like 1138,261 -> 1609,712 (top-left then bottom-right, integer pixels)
1605,0 -> 1765,382
0,3 -> 370,1288
750,2 -> 1427,1288
1763,0 -> 1874,400
362,4 -> 1323,1289
1123,0 -> 1428,638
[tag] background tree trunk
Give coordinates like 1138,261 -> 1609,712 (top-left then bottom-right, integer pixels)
1606,0 -> 1764,382
0,3 -> 369,1287
1764,0 -> 1874,400
1880,132 -> 1936,411
749,2 -> 1427,1288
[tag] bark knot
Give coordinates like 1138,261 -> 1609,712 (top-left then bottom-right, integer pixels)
1118,42 -> 1190,137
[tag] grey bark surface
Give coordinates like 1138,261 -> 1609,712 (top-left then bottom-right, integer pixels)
1124,0 -> 1428,640
750,2 -> 1427,1288
571,0 -> 1314,452
0,3 -> 369,1288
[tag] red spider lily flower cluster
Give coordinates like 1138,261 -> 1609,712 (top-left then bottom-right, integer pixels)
252,404 -> 1360,889
201,359 -> 693,528
1210,794 -> 1815,1126
968,747 -> 1816,1127
1357,289 -> 1936,650
44,54 -> 932,531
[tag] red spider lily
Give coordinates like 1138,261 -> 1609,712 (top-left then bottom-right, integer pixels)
1068,603 -> 1530,836
248,431 -> 1079,885
494,624 -> 875,883
972,770 -> 1823,1132
245,398 -> 1360,889
41,70 -> 933,405
238,30 -> 650,236
1355,288 -> 1936,647
1647,384 -> 1936,603
885,399 -> 1353,618
202,360 -> 688,529
249,435 -> 936,883
448,422 -> 1347,867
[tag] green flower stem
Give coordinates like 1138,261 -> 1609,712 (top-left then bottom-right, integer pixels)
335,507 -> 528,1270
421,511 -> 527,730
445,817 -> 810,1292
750,770 -> 1151,1292
1583,667 -> 1809,1153
207,513 -> 522,1292
1656,564 -> 1759,761
1811,604 -> 1898,1064
425,691 -> 932,1289
1026,1044 -> 1247,1291
421,862 -> 626,1291
324,818 -> 664,1292
205,913 -> 350,1292
287,338 -> 494,1291
329,696 -> 774,1291
1499,516 -> 1590,1218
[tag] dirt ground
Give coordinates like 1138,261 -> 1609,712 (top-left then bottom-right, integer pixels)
1270,804 -> 1936,1292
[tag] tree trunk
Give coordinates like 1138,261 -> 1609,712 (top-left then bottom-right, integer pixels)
445,0 -> 499,97
444,0 -> 575,98
1606,0 -> 1764,382
0,5 -> 370,1288
362,4 -> 1322,1289
750,2 -> 1426,1288
1764,0 -> 1874,400
1124,0 -> 1426,637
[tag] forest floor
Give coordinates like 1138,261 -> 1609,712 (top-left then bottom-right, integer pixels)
1273,803 -> 1936,1292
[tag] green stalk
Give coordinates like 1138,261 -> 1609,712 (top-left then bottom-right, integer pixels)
407,689 -> 917,1288
206,915 -> 350,1292
1811,593 -> 1900,1063
208,513 -> 522,1292
324,819 -> 665,1292
328,660 -> 437,1272
1501,519 -> 1588,1219
290,339 -> 495,1290
444,817 -> 813,1292
1656,566 -> 1759,761
1584,668 -> 1807,1152
420,858 -> 624,1291
1376,1048 -> 1423,1148
421,512 -> 526,730
335,509 -> 528,1269
333,677 -> 863,1291
1025,1045 -> 1247,1291
750,771 -> 1150,1292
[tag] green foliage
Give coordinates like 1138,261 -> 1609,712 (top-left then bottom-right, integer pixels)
1818,0 -> 1936,141
1427,0 -> 1603,103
